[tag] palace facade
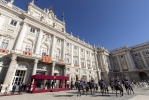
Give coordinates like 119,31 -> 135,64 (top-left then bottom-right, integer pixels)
0,0 -> 149,92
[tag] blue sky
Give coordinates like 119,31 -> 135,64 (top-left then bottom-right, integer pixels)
13,0 -> 149,50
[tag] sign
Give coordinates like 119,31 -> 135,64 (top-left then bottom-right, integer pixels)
42,56 -> 52,63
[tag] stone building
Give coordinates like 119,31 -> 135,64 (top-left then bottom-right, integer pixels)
0,0 -> 149,93
0,0 -> 103,92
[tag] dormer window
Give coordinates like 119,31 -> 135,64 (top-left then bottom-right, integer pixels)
30,28 -> 35,33
10,20 -> 17,26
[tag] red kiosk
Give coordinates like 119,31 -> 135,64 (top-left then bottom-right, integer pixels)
30,75 -> 69,93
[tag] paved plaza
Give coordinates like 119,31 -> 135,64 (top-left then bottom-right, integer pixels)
0,87 -> 149,100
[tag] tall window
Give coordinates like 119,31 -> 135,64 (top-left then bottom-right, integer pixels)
30,27 -> 35,33
81,62 -> 84,67
67,43 -> 69,47
81,49 -> 83,52
56,55 -> 59,60
57,38 -> 60,43
0,39 -> 9,49
42,50 -> 47,56
74,45 -> 77,49
66,58 -> 69,63
74,60 -> 77,65
10,20 -> 17,26
25,45 -> 31,52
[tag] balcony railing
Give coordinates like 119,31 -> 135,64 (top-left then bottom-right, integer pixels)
59,59 -> 64,62
74,64 -> 79,67
23,51 -> 32,56
82,66 -> 86,68
67,63 -> 71,66
0,48 -> 8,54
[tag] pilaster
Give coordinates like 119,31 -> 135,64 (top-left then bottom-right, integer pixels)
51,62 -> 55,76
116,56 -> 122,71
35,29 -> 43,55
15,22 -> 27,50
62,39 -> 66,61
51,35 -> 56,59
71,44 -> 73,66
32,59 -> 38,75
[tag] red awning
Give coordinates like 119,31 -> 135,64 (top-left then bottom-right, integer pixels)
31,75 -> 69,80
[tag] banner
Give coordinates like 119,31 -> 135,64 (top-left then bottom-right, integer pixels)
42,56 -> 52,63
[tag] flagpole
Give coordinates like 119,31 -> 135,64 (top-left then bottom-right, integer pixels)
62,12 -> 65,23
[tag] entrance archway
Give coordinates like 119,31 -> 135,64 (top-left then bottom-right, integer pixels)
139,72 -> 148,81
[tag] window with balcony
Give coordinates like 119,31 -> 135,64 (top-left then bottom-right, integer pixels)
74,60 -> 78,65
10,20 -> 17,26
30,27 -> 35,33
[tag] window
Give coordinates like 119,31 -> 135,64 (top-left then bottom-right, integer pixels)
87,51 -> 89,54
74,60 -> 77,65
66,58 -> 69,63
0,42 -> 8,49
81,49 -> 83,52
134,53 -> 138,57
87,64 -> 90,68
25,45 -> 31,52
57,38 -> 60,43
10,20 -> 17,26
146,51 -> 149,54
67,43 -> 69,47
81,62 -> 84,67
74,45 -> 77,49
42,51 -> 46,56
56,55 -> 59,60
30,28 -> 35,33
92,53 -> 94,56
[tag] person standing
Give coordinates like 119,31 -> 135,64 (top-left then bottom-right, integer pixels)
11,84 -> 16,95
0,84 -> 2,93
18,84 -> 22,94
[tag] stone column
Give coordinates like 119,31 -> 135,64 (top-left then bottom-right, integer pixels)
2,54 -> 17,92
15,22 -> 27,50
32,59 -> 38,75
64,65 -> 66,76
116,56 -> 122,71
62,40 -> 66,61
35,29 -> 43,55
99,53 -> 104,71
140,51 -> 148,68
126,51 -> 135,69
71,44 -> 73,66
109,57 -> 114,71
128,51 -> 136,68
51,62 -> 55,76
78,47 -> 81,68
51,36 -> 56,59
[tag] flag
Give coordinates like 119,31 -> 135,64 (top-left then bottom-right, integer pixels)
62,12 -> 64,17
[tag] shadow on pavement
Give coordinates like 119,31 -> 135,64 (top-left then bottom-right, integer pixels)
54,95 -> 74,97
90,94 -> 111,97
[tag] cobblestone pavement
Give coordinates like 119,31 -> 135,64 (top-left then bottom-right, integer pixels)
0,87 -> 149,100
